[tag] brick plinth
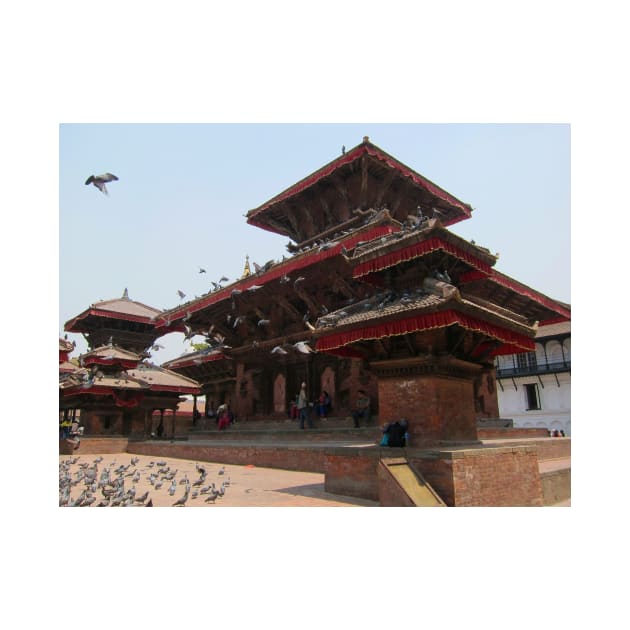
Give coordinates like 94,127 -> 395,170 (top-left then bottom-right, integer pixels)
372,356 -> 480,445
410,445 -> 544,506
324,450 -> 381,501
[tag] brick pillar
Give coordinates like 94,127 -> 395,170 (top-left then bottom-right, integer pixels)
371,356 -> 480,446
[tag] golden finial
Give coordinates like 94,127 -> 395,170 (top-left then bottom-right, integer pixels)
241,254 -> 251,279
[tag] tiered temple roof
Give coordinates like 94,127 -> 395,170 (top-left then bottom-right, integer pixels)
64,289 -> 165,352
246,136 -> 473,245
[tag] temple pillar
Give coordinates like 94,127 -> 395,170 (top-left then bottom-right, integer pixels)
371,356 -> 481,446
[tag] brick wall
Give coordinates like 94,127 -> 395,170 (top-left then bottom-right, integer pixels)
378,374 -> 478,445
541,468 -> 571,505
73,437 -> 129,454
128,442 -> 327,473
377,461 -> 416,507
324,450 -> 381,501
410,446 -> 543,506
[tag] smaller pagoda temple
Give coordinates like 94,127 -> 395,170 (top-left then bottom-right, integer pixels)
62,290 -> 200,438
64,288 -> 168,353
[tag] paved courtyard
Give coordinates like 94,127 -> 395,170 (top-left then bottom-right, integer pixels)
59,452 -> 378,507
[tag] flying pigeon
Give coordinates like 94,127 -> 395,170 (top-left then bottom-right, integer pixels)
294,341 -> 315,354
198,267 -> 206,274
85,172 -> 119,195
177,290 -> 186,300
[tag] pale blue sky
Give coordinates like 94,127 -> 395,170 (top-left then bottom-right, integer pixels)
60,123 -> 570,362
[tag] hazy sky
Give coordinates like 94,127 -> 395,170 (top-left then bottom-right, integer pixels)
60,123 -> 570,363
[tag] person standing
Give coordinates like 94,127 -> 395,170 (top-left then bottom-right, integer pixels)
217,404 -> 231,430
298,382 -> 312,429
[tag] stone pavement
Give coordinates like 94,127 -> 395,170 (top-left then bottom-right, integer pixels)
59,452 -> 379,507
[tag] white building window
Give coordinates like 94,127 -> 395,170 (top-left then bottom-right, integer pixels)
524,383 -> 541,410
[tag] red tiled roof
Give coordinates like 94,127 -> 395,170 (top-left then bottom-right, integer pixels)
65,295 -> 162,331
247,140 -> 473,228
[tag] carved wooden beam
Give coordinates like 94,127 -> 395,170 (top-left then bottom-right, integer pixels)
319,194 -> 336,228
374,169 -> 398,208
294,284 -> 321,317
297,203 -> 318,238
331,273 -> 356,299
360,154 -> 368,209
330,173 -> 351,221
403,333 -> 417,356
264,216 -> 292,236
277,296 -> 303,322
283,202 -> 304,241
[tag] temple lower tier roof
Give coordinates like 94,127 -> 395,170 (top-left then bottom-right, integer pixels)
314,290 -> 537,360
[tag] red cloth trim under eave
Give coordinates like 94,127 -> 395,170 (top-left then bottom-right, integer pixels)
315,310 -> 535,353
68,309 -> 158,329
248,143 -> 473,223
157,225 -> 396,325
353,237 -> 494,279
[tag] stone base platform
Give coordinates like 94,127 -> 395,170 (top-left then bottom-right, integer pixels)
64,432 -> 570,507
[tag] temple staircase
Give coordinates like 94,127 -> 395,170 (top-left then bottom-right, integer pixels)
185,415 -> 381,445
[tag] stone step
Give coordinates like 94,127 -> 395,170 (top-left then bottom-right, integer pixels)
185,425 -> 382,444
189,415 -> 377,432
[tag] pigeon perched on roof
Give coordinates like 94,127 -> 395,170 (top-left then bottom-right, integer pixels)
85,173 -> 119,195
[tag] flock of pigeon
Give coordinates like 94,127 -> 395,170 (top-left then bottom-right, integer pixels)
59,455 -> 230,507
84,171 -> 468,362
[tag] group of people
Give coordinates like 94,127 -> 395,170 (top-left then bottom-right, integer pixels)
549,429 -> 566,437
289,383 -> 333,429
290,385 -> 375,431
59,417 -> 83,449
379,419 -> 409,447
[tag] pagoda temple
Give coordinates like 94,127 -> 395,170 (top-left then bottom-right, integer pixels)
154,137 -> 569,446
62,290 -> 200,438
64,288 -> 171,353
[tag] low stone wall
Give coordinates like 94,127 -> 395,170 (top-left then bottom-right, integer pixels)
324,449 -> 382,501
71,437 -> 129,454
478,427 -> 549,439
541,467 -> 571,505
128,442 -> 328,473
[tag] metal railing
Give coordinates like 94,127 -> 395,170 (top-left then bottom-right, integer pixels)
496,360 -> 570,378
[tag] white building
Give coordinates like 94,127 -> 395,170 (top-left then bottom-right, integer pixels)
495,320 -> 571,435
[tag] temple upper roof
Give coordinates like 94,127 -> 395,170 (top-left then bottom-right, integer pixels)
246,137 -> 473,245
64,290 -> 162,332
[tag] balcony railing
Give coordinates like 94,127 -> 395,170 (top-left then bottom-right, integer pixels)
496,360 -> 571,378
